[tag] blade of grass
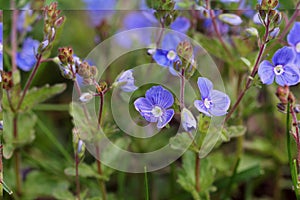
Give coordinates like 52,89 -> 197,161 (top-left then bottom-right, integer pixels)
36,117 -> 72,164
286,103 -> 300,199
144,166 -> 149,200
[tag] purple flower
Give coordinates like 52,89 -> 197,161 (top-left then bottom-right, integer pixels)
0,22 -> 3,70
194,77 -> 230,117
152,34 -> 182,75
134,86 -> 174,128
287,22 -> 300,66
258,46 -> 300,86
116,69 -> 138,92
17,37 -> 39,71
83,0 -> 116,26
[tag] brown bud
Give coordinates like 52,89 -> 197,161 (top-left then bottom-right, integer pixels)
276,85 -> 289,104
1,71 -> 13,90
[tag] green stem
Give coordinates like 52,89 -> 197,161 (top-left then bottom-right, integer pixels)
195,153 -> 200,192
144,166 -> 149,200
75,153 -> 81,200
13,115 -> 22,196
286,103 -> 300,199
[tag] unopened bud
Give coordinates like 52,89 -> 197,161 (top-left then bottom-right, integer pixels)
79,92 -> 94,103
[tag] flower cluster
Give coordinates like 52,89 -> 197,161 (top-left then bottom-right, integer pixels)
134,78 -> 231,129
39,2 -> 65,53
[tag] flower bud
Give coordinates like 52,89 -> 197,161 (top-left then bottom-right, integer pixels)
177,41 -> 193,62
181,108 -> 197,132
1,71 -> 13,90
276,85 -> 289,104
79,92 -> 94,103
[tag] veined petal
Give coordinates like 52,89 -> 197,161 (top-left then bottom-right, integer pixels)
145,86 -> 174,109
197,77 -> 213,99
152,50 -> 171,67
194,100 -> 211,117
258,60 -> 275,85
157,109 -> 174,128
134,97 -> 157,122
209,90 -> 231,116
170,17 -> 191,33
287,22 -> 300,46
276,65 -> 300,86
272,46 -> 295,66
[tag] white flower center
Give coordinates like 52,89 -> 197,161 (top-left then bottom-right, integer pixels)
274,65 -> 284,75
167,50 -> 177,61
296,42 -> 300,53
0,43 -> 3,53
151,106 -> 163,117
204,98 -> 212,109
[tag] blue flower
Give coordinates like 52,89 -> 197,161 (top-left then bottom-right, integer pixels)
258,46 -> 300,86
0,22 -> 3,70
116,69 -> 138,92
17,37 -> 39,71
83,0 -> 116,26
287,22 -> 300,66
17,4 -> 33,33
152,34 -> 182,75
194,77 -> 230,117
134,86 -> 174,128
201,11 -> 229,36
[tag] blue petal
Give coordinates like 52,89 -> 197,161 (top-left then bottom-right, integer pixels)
17,37 -> 39,71
117,70 -> 138,92
209,90 -> 231,116
170,17 -> 191,33
123,12 -> 156,29
272,46 -> 295,66
145,86 -> 174,109
157,109 -> 174,128
258,60 -> 275,85
134,97 -> 157,123
169,66 -> 179,76
275,65 -> 300,86
161,33 -> 181,51
287,22 -> 300,46
194,100 -> 211,117
197,77 -> 213,99
152,50 -> 171,67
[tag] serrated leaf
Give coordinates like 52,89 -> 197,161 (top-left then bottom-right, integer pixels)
177,151 -> 215,199
3,112 -> 37,152
20,83 -> 66,111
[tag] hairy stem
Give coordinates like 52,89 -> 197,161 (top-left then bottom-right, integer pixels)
17,54 -> 43,110
195,153 -> 200,192
96,90 -> 106,200
13,115 -> 22,196
75,153 -> 81,200
290,104 -> 300,164
224,18 -> 271,123
180,69 -> 185,110
278,1 -> 300,41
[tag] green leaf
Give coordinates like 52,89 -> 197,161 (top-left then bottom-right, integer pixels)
23,171 -> 70,199
64,163 -> 105,179
177,151 -> 215,199
3,112 -> 37,154
20,83 -> 66,111
221,125 -> 247,142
